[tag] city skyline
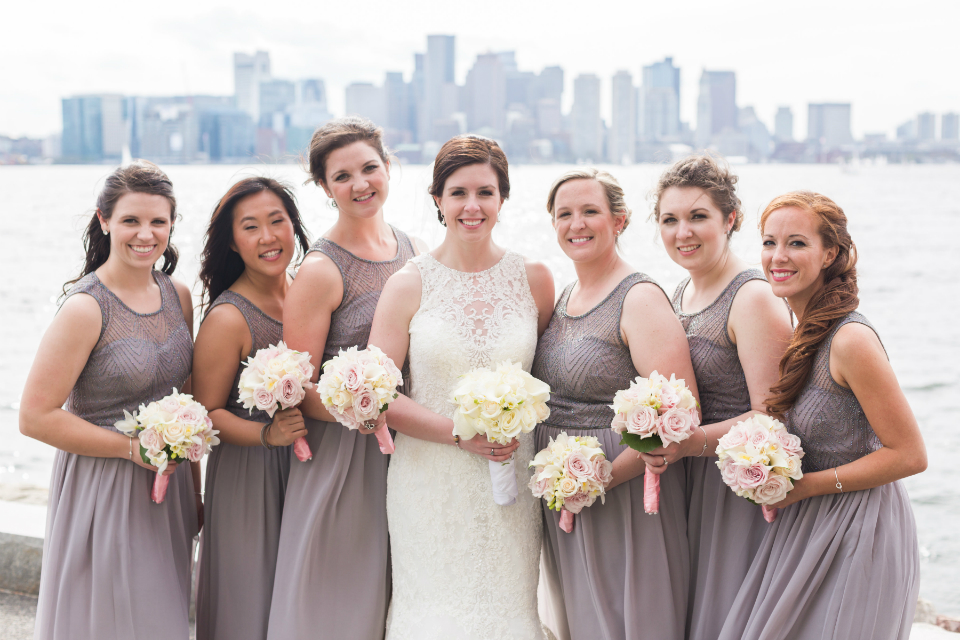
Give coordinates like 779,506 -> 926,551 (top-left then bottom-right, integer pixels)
2,0 -> 959,139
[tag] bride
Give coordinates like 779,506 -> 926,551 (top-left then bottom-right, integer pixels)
368,135 -> 555,639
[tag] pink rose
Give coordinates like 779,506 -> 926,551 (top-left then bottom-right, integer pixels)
563,491 -> 593,514
176,406 -> 204,426
254,387 -> 277,414
278,374 -> 305,409
352,389 -> 380,422
528,475 -> 551,498
748,428 -> 770,448
298,361 -> 314,379
718,424 -> 749,450
625,406 -> 658,437
719,459 -> 740,489
590,458 -> 614,487
159,397 -> 181,414
260,347 -> 280,363
611,412 -> 627,434
659,385 -> 679,410
659,407 -> 695,445
776,430 -> 804,457
343,363 -> 367,394
185,442 -> 205,462
204,416 -> 214,429
735,463 -> 770,489
138,428 -> 164,454
564,451 -> 593,482
753,474 -> 792,505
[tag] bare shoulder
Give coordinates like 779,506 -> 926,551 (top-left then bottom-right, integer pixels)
58,291 -> 104,328
197,301 -> 248,337
522,257 -> 554,288
384,261 -> 424,296
730,277 -> 790,325
295,251 -> 343,284
170,277 -> 193,309
410,235 -> 430,256
832,321 -> 885,362
624,279 -> 672,313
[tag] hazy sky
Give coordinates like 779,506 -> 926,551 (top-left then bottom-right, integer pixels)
2,0 -> 957,139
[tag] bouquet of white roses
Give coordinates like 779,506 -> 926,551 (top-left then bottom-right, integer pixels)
238,341 -> 315,461
315,345 -> 402,455
115,389 -> 219,503
716,414 -> 804,522
529,432 -> 613,533
450,360 -> 551,506
610,370 -> 700,514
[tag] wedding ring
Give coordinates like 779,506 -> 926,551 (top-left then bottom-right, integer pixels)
490,448 -> 495,455
662,455 -> 668,466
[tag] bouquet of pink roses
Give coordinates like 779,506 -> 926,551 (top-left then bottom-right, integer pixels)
315,345 -> 402,455
610,371 -> 700,514
115,389 -> 219,503
238,341 -> 315,462
529,432 -> 612,533
715,414 -> 804,522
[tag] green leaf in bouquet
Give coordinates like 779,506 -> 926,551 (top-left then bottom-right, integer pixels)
618,432 -> 664,453
139,443 -> 151,465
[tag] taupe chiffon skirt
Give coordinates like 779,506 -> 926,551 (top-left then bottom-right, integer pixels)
266,417 -> 390,640
34,449 -> 198,640
195,441 -> 290,640
684,456 -> 768,640
536,425 -> 690,640
717,481 -> 920,640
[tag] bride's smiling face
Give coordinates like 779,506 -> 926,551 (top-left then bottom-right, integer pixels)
435,163 -> 503,241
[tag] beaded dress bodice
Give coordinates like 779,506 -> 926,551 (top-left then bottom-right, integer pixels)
64,272 -> 192,431
206,290 -> 283,423
306,225 -> 415,366
531,273 -> 660,429
787,312 -> 883,473
672,269 -> 765,423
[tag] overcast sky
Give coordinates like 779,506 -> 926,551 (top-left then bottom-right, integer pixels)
2,0 -> 957,139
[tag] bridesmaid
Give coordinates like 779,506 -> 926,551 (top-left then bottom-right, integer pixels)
193,177 -> 311,640
266,117 -> 426,640
718,191 -> 925,640
649,155 -> 793,640
19,161 -> 199,640
532,168 -> 698,640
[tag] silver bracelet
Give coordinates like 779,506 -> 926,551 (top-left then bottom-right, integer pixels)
128,436 -> 134,460
697,427 -> 708,457
834,468 -> 843,493
260,423 -> 276,450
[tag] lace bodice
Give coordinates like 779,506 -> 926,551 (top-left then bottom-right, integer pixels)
64,272 -> 192,431
672,269 -> 766,423
205,290 -> 283,423
385,250 -> 545,640
786,312 -> 883,473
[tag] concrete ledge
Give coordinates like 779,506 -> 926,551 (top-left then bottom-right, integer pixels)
0,532 -> 42,596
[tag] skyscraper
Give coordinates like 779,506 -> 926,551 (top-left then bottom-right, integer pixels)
571,74 -> 602,162
234,51 -> 271,123
917,112 -> 936,141
807,103 -> 853,148
421,35 -> 455,142
774,106 -> 794,142
61,94 -> 125,161
465,52 -> 508,134
640,57 -> 680,141
942,113 -> 960,141
696,70 -> 737,148
609,70 -> 636,164
345,82 -> 386,126
259,79 -> 296,126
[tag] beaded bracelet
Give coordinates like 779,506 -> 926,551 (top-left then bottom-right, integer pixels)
453,434 -> 461,449
128,436 -> 134,460
260,423 -> 276,450
834,468 -> 843,493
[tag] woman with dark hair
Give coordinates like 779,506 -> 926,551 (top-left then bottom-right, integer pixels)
19,161 -> 199,640
367,135 -> 555,639
532,167 -> 698,640
266,117 -> 426,640
717,192 -> 925,640
192,176 -> 311,640
649,155 -> 792,640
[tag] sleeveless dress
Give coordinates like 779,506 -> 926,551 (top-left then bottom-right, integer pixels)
672,269 -> 770,640
267,226 -> 415,640
532,273 -> 690,640
196,291 -> 290,640
34,272 -> 197,640
385,251 -> 544,640
717,312 -> 920,640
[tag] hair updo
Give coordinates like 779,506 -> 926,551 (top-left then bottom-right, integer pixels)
651,154 -> 742,237
428,135 -> 510,226
760,191 -> 859,419
305,116 -> 389,187
545,167 -> 632,233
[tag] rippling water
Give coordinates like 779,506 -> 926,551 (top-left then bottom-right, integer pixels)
1,163 -> 958,613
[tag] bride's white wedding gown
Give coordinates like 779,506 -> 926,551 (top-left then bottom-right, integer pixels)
385,251 -> 545,640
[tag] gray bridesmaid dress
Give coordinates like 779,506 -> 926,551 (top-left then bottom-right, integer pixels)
34,272 -> 197,640
672,269 -> 770,640
195,291 -> 291,640
717,312 -> 920,640
532,274 -> 690,640
266,227 -> 415,640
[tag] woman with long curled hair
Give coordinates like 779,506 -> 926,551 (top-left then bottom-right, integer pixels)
650,155 -> 792,640
20,161 -> 199,639
192,177 -> 311,640
717,191 -> 925,640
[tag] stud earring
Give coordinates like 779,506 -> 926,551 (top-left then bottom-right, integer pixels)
102,228 -> 109,235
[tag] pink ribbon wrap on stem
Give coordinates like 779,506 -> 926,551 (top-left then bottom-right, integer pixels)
151,473 -> 170,504
292,437 -> 312,462
559,508 -> 575,533
643,467 -> 660,515
374,425 -> 395,455
761,504 -> 778,523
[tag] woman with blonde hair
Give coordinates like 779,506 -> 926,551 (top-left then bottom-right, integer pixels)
718,191 -> 925,640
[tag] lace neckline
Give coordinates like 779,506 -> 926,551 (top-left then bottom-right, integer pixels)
92,271 -> 166,317
422,250 -> 510,276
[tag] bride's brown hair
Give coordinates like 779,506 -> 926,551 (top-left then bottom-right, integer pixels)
762,191 -> 859,419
